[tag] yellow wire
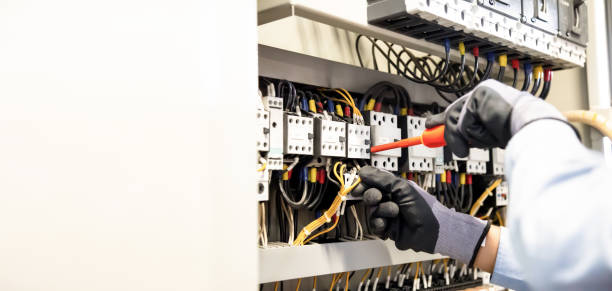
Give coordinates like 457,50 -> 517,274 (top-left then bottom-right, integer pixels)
443,259 -> 448,273
469,179 -> 503,216
274,282 -> 279,291
329,273 -> 338,291
414,263 -> 420,281
296,279 -> 302,291
496,211 -> 505,227
360,269 -> 372,283
313,277 -> 317,290
293,162 -> 361,245
303,215 -> 339,244
376,267 -> 383,279
257,163 -> 267,172
387,266 -> 391,276
345,272 -> 350,291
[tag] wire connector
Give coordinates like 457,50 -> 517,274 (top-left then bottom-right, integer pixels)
544,68 -> 553,82
472,46 -> 479,57
511,59 -> 519,69
444,38 -> 451,52
524,62 -> 533,73
458,42 -> 465,55
534,65 -> 543,79
487,52 -> 495,62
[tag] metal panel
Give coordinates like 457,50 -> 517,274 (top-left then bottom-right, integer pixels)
258,240 -> 446,283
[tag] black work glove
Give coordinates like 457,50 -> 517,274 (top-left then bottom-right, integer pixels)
354,166 -> 490,266
426,79 -> 568,157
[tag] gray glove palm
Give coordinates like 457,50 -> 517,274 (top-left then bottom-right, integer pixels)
426,79 -> 568,157
356,166 -> 490,265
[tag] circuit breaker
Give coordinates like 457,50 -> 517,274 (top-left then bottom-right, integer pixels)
491,148 -> 505,176
366,111 -> 401,171
284,115 -> 314,155
346,124 -> 371,159
256,109 -> 270,152
455,148 -> 490,174
256,166 -> 269,202
400,116 -> 436,172
496,181 -> 509,206
314,118 -> 346,157
264,96 -> 284,170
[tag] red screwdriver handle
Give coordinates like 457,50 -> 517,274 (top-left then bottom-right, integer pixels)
370,125 -> 446,153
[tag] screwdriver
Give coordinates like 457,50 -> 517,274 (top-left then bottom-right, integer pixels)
370,125 -> 446,153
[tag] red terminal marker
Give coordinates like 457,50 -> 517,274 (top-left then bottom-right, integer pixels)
544,68 -> 553,82
370,125 -> 446,153
511,59 -> 520,70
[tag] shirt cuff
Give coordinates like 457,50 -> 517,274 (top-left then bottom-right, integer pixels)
490,227 -> 530,291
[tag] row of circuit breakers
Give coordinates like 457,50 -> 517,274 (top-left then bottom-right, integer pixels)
256,95 -> 508,204
368,0 -> 588,69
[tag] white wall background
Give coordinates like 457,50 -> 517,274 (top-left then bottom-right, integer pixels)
0,1 -> 257,290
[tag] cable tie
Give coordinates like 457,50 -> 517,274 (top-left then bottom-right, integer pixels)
323,212 -> 332,223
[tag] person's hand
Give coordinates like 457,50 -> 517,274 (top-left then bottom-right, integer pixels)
354,166 -> 490,265
426,79 -> 569,157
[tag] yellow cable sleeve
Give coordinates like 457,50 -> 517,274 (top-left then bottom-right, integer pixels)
274,282 -> 279,291
400,107 -> 408,116
459,173 -> 466,185
336,104 -> 344,117
459,42 -> 465,55
282,164 -> 289,180
308,167 -> 317,183
366,99 -> 376,111
469,179 -> 502,216
313,277 -> 317,290
440,172 -> 446,183
496,211 -> 505,227
564,110 -> 612,140
376,267 -> 383,279
308,99 -> 317,112
534,66 -> 543,79
499,54 -> 507,67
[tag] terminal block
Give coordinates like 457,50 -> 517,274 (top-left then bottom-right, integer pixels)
490,148 -> 505,176
346,124 -> 371,159
365,111 -> 401,171
256,109 -> 270,152
263,96 -> 284,170
284,114 -> 314,156
314,119 -> 346,157
496,181 -> 509,206
400,116 -> 436,172
368,0 -> 586,68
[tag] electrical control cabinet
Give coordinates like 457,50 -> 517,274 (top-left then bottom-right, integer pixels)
264,96 -> 284,170
496,181 -> 509,206
558,0 -> 588,46
400,116 -> 436,172
283,115 -> 314,156
368,0 -> 587,68
314,118 -> 346,157
366,111 -> 401,171
346,124 -> 371,159
256,109 -> 270,152
491,148 -> 505,176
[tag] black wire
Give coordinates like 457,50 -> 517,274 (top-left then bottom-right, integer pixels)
539,80 -> 552,100
512,68 -> 518,88
481,58 -> 493,80
497,66 -> 506,81
530,77 -> 542,95
521,71 -> 532,91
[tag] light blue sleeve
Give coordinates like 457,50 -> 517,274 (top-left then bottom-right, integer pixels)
495,120 -> 612,291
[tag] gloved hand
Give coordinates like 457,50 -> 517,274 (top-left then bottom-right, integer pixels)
426,79 -> 569,157
354,166 -> 490,265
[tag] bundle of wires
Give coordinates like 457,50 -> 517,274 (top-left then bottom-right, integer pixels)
292,162 -> 361,246
359,81 -> 412,115
279,160 -> 329,211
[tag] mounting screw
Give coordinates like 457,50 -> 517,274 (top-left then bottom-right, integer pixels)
531,17 -> 536,23
566,32 -> 571,37
520,15 -> 527,23
489,0 -> 494,5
